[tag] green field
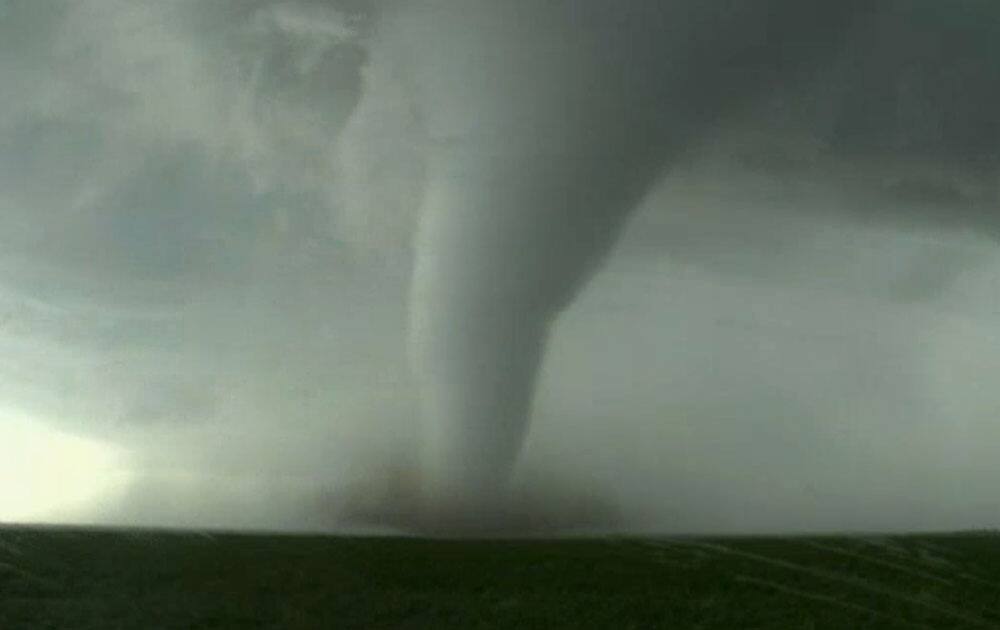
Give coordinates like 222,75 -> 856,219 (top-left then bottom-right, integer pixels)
1,526 -> 998,629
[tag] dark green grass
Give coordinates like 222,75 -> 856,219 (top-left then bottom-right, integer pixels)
1,526 -> 999,629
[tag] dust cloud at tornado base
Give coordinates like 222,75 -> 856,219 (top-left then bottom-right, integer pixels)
0,1 -> 999,533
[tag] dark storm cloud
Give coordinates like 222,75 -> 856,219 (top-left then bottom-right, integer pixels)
1,0 -> 999,533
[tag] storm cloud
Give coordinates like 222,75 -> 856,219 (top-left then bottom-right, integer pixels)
1,0 -> 999,534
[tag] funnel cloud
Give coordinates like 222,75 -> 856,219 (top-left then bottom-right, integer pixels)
396,0 -> 867,517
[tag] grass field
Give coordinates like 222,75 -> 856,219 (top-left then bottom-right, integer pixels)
1,526 -> 999,629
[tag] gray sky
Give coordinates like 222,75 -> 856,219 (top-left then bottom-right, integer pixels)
1,0 -> 999,534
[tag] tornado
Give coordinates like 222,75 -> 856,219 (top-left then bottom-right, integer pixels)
384,0 -> 867,521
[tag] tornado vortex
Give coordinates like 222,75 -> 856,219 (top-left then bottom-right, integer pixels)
392,0 -> 866,517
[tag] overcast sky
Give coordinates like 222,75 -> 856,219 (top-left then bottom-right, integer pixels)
1,0 -> 999,534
